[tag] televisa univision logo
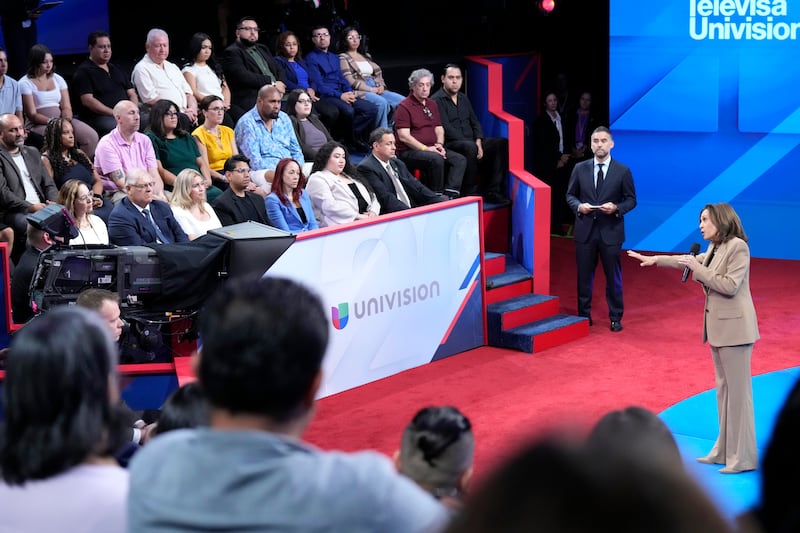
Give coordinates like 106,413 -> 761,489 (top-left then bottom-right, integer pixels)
330,281 -> 441,330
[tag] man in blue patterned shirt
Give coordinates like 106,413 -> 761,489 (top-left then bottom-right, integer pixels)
234,84 -> 304,189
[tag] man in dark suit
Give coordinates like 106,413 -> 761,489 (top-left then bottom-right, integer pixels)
221,16 -> 287,123
357,128 -> 446,214
0,113 -> 58,262
566,126 -> 636,332
108,168 -> 189,246
212,154 -> 271,227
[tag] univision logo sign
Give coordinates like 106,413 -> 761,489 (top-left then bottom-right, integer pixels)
331,303 -> 349,330
330,281 -> 441,330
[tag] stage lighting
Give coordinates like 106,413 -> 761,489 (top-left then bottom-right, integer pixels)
538,0 -> 555,14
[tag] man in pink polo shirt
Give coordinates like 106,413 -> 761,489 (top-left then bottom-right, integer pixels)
93,100 -> 166,203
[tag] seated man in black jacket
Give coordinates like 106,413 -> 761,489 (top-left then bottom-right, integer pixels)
357,128 -> 446,214
212,155 -> 272,227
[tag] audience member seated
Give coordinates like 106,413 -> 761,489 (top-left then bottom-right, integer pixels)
19,44 -> 98,158
395,405 -> 474,513
221,16 -> 287,123
442,436 -> 735,533
394,68 -> 465,199
148,382 -> 210,439
358,127 -> 446,214
0,47 -> 23,122
265,157 -> 318,233
586,405 -> 683,470
71,31 -> 139,137
10,222 -> 54,324
275,30 -> 348,142
305,25 -> 378,153
235,84 -> 304,192
182,32 -> 236,128
41,117 -> 112,221
0,112 -> 58,262
146,99 -> 221,202
432,64 -> 509,204
285,88 -> 332,174
306,140 -> 379,227
132,28 -> 198,131
211,154 -> 271,227
739,375 -> 800,533
192,95 -> 237,188
338,26 -> 403,129
108,167 -> 189,246
56,179 -> 109,246
169,168 -> 222,240
0,306 -> 129,533
93,100 -> 165,203
127,275 -> 448,532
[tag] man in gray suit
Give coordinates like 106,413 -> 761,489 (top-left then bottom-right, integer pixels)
566,126 -> 636,332
0,113 -> 58,261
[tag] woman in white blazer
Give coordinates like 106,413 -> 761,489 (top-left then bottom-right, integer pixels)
628,203 -> 759,474
306,141 -> 380,227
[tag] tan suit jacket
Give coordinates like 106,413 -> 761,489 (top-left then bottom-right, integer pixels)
657,238 -> 759,346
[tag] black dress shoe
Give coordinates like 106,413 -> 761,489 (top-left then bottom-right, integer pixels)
610,321 -> 623,332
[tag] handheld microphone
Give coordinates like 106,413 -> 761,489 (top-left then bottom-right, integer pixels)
681,243 -> 701,282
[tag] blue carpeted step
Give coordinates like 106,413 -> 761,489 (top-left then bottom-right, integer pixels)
489,314 -> 589,353
486,260 -> 530,289
487,293 -> 560,330
484,252 -> 506,277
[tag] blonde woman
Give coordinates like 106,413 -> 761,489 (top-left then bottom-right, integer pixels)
169,169 -> 222,240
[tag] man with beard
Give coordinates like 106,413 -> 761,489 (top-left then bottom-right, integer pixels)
234,85 -> 303,191
222,16 -> 287,123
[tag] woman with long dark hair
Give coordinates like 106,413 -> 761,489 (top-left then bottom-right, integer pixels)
0,306 -> 129,532
146,99 -> 222,202
182,32 -> 238,127
42,117 -> 112,221
306,140 -> 380,226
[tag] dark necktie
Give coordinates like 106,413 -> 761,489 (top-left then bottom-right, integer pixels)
596,162 -> 605,190
143,207 -> 170,244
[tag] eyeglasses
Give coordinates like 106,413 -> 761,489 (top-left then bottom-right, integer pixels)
346,34 -> 361,40
422,106 -> 433,120
312,32 -> 330,38
206,106 -> 225,112
238,26 -> 260,32
230,168 -> 251,174
297,98 -> 312,104
164,111 -> 179,117
130,182 -> 156,189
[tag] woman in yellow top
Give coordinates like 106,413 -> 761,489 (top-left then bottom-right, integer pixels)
192,95 -> 238,189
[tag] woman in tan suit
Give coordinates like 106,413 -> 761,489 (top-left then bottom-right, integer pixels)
627,202 -> 758,473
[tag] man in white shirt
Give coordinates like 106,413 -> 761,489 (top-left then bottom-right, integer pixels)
132,28 -> 198,130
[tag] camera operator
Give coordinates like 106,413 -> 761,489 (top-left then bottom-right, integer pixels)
10,222 -> 57,324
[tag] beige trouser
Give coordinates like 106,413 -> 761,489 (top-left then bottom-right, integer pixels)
705,344 -> 758,471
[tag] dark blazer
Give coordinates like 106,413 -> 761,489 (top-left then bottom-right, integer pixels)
357,153 -> 444,214
532,111 -> 571,180
222,41 -> 287,112
108,197 -> 189,246
275,56 -> 314,93
0,145 -> 58,213
565,158 -> 637,245
289,115 -> 333,162
211,188 -> 271,227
